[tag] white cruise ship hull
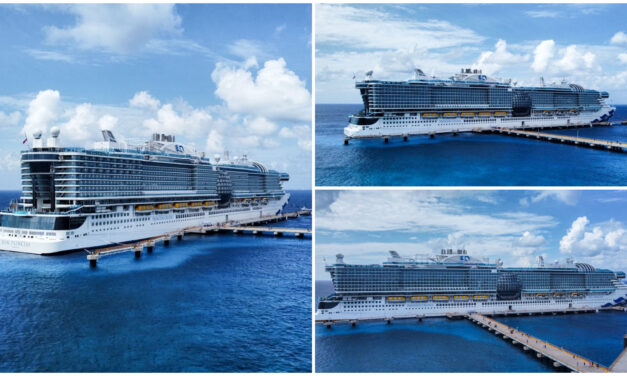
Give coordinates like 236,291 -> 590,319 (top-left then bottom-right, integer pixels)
0,195 -> 289,255
344,106 -> 615,138
316,286 -> 627,322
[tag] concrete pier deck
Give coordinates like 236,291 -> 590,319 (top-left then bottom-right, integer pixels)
468,313 -> 608,372
86,209 -> 311,266
485,127 -> 627,152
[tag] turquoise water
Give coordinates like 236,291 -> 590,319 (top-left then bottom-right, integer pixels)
315,281 -> 627,372
315,104 -> 627,186
0,191 -> 312,372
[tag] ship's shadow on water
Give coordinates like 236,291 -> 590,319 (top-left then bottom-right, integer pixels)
316,104 -> 627,186
315,311 -> 626,373
0,190 -> 312,372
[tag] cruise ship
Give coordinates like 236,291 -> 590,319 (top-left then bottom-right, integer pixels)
344,68 -> 615,138
0,128 -> 290,254
316,250 -> 627,321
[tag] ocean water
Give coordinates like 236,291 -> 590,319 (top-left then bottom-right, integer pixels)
0,190 -> 312,372
315,280 -> 627,373
315,104 -> 627,186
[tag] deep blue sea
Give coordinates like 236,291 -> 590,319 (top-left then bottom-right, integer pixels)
0,190 -> 312,372
315,104 -> 627,186
315,280 -> 627,373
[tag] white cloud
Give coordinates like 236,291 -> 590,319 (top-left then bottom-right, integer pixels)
275,24 -> 286,35
24,49 -> 74,63
212,57 -> 311,123
129,91 -> 161,110
98,114 -> 118,131
0,110 -> 22,128
611,31 -> 627,45
228,39 -> 267,60
245,116 -> 278,136
316,4 -> 484,51
142,103 -> 212,138
531,40 -> 555,72
316,190 -> 556,236
44,4 -> 182,54
554,45 -> 597,72
516,231 -> 546,247
205,129 -> 224,155
619,53 -> 627,64
0,151 -> 20,172
22,89 -> 61,137
279,124 -> 312,150
525,10 -> 561,18
526,190 -> 580,206
560,216 -> 590,254
475,39 -> 528,74
559,217 -> 627,272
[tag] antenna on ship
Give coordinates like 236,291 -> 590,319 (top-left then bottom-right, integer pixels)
540,76 -> 545,87
414,68 -> 426,79
365,70 -> 373,80
538,255 -> 545,268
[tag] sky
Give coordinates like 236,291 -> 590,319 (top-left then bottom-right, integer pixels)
0,4 -> 312,189
315,190 -> 627,280
316,3 -> 627,104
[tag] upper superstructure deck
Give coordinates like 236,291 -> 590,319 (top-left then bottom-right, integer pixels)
355,68 -> 608,116
19,129 -> 288,213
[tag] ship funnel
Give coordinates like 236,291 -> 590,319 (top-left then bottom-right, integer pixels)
336,253 -> 344,264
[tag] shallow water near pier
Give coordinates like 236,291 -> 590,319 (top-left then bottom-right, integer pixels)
0,191 -> 312,372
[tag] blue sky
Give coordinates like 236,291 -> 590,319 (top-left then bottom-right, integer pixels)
0,4 -> 312,189
316,3 -> 627,104
316,190 -> 627,280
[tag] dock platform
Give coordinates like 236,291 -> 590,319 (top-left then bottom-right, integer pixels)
484,127 -> 627,152
468,313 -> 608,372
86,209 -> 311,266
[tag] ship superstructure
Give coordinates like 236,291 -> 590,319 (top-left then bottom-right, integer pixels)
0,128 -> 290,254
316,250 -> 627,320
344,68 -> 615,138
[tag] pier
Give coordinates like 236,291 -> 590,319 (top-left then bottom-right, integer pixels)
483,127 -> 627,152
86,209 -> 311,267
468,313 -> 608,372
609,335 -> 627,372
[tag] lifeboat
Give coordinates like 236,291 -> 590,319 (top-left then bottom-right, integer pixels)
135,204 -> 154,212
461,112 -> 475,117
443,112 -> 457,118
422,112 -> 438,118
478,112 -> 492,117
493,111 -> 507,117
536,293 -> 549,299
432,295 -> 449,301
453,295 -> 469,301
190,202 -> 203,207
156,203 -> 172,211
410,296 -> 429,302
173,203 -> 188,211
387,296 -> 406,302
473,295 -> 488,300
